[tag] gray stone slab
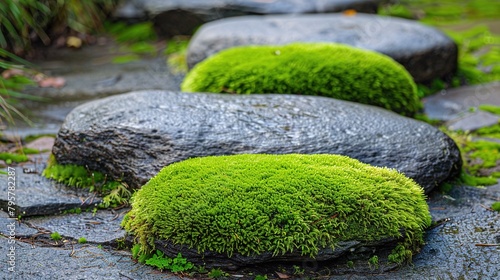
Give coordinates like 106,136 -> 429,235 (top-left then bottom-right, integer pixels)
0,238 -> 181,280
446,110 -> 500,131
25,209 -> 128,244
423,82 -> 500,121
0,211 -> 38,238
52,90 -> 461,193
186,13 -> 457,83
114,0 -> 381,37
0,159 -> 102,217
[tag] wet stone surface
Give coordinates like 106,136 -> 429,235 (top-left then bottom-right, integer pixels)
52,90 -> 461,193
0,238 -> 180,280
0,211 -> 38,238
24,208 -> 128,244
446,110 -> 500,131
114,0 -> 381,37
186,13 -> 457,82
0,157 -> 101,217
423,82 -> 500,121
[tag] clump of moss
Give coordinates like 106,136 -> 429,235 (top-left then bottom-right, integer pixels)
0,152 -> 28,163
42,154 -> 131,208
181,43 -> 420,116
123,154 -> 431,262
492,202 -> 500,212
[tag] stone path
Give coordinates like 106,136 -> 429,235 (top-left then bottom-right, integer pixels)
186,13 -> 457,83
1,4 -> 499,279
114,0 -> 382,37
424,82 -> 500,131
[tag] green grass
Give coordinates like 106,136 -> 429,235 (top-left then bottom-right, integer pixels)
1,0 -> 117,54
123,154 -> 431,262
181,43 -> 421,116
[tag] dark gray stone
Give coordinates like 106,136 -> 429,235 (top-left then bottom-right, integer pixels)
0,160 -> 101,217
155,236 -> 400,271
446,111 -> 500,132
0,238 -> 180,280
52,90 -> 461,193
24,208 -> 128,244
0,211 -> 38,238
186,14 -> 457,83
114,0 -> 381,37
423,82 -> 500,121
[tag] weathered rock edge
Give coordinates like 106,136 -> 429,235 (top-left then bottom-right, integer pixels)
154,235 -> 402,271
52,91 -> 462,193
186,14 -> 458,83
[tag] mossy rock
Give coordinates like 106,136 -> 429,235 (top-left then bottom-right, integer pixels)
122,154 -> 431,267
181,43 -> 421,116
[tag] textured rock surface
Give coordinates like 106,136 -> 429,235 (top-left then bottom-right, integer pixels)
155,237 -> 400,271
0,162 -> 101,217
25,209 -> 128,244
446,111 -> 500,131
424,82 -> 500,121
186,14 -> 457,83
53,91 -> 461,193
114,0 -> 381,37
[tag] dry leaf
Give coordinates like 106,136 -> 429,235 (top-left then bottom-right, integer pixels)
2,68 -> 25,79
343,9 -> 357,16
38,77 -> 66,88
67,36 -> 82,48
275,271 -> 291,279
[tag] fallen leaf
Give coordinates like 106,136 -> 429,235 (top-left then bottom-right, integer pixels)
275,271 -> 291,279
67,36 -> 82,48
343,9 -> 357,16
2,68 -> 25,79
38,77 -> 66,88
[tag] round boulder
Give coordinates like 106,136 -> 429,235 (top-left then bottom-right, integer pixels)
186,14 -> 458,83
52,91 -> 461,193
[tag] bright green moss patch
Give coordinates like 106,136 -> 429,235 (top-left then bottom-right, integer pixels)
479,104 -> 500,115
42,155 -> 131,208
0,152 -> 28,163
181,43 -> 420,116
492,202 -> 500,212
123,154 -> 431,261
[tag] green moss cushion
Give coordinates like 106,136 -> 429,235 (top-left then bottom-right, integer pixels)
122,154 -> 431,259
181,43 -> 421,116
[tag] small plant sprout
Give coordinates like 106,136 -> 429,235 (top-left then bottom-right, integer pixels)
78,237 -> 87,244
50,232 -> 62,241
208,268 -> 228,278
292,265 -> 305,275
368,255 -> 379,270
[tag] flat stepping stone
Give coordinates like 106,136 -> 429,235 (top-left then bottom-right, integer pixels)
423,82 -> 500,121
446,111 -> 500,132
0,238 -> 167,279
186,14 -> 457,83
114,0 -> 381,37
25,209 -> 127,244
52,90 -> 461,193
0,160 -> 101,217
0,211 -> 38,238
